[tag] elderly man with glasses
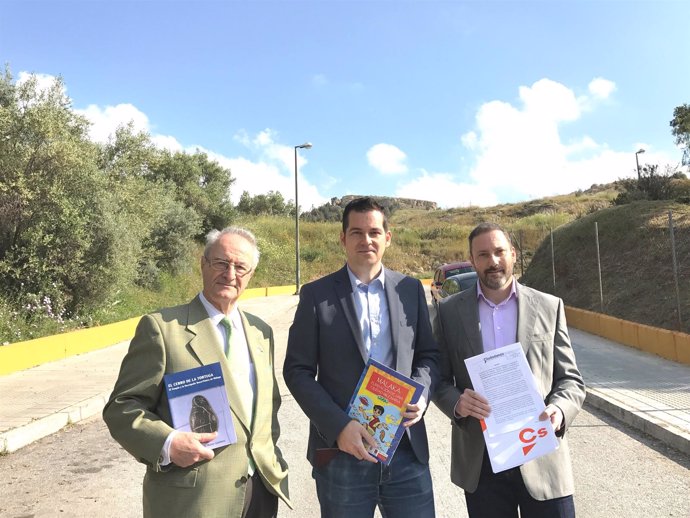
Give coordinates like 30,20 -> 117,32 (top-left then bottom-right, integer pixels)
104,227 -> 291,518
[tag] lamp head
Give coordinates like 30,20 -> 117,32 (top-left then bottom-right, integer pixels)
296,142 -> 313,150
636,148 -> 645,155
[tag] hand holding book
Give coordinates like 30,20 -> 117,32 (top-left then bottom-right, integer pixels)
335,421 -> 379,463
169,431 -> 218,467
402,394 -> 427,428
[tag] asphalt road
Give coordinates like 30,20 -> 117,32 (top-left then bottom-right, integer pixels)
1,295 -> 688,517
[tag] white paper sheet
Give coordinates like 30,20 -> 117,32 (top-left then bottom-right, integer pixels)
464,342 -> 559,472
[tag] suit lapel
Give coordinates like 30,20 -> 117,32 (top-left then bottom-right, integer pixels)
384,270 -> 405,372
186,296 -> 254,432
239,310 -> 268,432
516,283 -> 536,356
459,287 -> 484,357
186,296 -> 223,367
334,266 -> 368,363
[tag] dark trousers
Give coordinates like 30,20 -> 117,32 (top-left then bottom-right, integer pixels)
242,471 -> 278,518
464,451 -> 575,518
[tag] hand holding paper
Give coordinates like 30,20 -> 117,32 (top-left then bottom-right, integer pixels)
464,342 -> 559,473
455,389 -> 491,420
540,404 -> 564,432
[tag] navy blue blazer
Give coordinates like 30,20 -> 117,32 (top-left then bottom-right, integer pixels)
283,265 -> 439,467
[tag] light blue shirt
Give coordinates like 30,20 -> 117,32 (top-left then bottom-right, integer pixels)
347,265 -> 394,368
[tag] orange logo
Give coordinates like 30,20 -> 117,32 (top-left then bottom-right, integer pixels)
518,427 -> 548,455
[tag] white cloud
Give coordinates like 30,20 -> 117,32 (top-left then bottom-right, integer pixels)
221,129 -> 326,210
396,76 -> 681,208
77,103 -> 150,143
367,143 -> 408,175
151,134 -> 184,153
588,77 -> 616,99
77,104 -> 327,211
453,77 -> 655,201
396,171 -> 499,208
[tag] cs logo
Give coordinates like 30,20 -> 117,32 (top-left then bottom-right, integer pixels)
518,427 -> 548,455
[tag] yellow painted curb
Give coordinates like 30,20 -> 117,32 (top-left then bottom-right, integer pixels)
566,306 -> 690,366
0,317 -> 140,376
0,284 -> 299,376
266,285 -> 297,296
674,332 -> 690,365
599,314 -> 624,345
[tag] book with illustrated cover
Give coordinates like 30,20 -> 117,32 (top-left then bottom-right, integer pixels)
163,362 -> 237,448
345,358 -> 424,465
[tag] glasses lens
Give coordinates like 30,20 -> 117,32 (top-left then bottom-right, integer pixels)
208,258 -> 251,276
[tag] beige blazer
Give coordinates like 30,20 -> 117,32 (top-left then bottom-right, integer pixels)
432,282 -> 585,500
103,296 -> 290,518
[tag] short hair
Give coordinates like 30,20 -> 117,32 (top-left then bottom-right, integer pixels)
204,226 -> 260,268
468,223 -> 512,255
373,405 -> 385,415
342,197 -> 389,233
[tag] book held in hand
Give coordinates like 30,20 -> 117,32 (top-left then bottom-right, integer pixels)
164,362 -> 237,448
346,358 -> 424,464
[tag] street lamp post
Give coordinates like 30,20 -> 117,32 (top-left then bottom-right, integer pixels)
294,142 -> 312,295
635,148 -> 646,181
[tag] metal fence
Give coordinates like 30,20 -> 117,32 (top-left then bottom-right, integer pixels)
516,209 -> 690,334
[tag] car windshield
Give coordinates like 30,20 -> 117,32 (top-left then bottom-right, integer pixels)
446,266 -> 473,277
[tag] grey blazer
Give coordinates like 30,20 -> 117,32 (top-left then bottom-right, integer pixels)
432,282 -> 585,500
283,265 -> 439,467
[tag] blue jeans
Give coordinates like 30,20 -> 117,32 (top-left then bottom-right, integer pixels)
312,440 -> 435,518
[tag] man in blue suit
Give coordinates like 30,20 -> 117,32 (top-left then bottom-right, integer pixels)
283,197 -> 438,518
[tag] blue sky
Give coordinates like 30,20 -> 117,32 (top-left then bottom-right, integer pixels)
2,0 -> 688,209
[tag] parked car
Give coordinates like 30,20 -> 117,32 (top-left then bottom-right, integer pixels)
433,271 -> 479,306
430,261 -> 474,305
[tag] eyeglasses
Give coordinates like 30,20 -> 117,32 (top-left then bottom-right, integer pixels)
205,257 -> 253,277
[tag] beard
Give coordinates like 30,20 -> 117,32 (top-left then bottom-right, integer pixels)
480,265 -> 513,291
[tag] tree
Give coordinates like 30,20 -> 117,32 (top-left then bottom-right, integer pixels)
146,150 -> 235,236
0,70 -> 122,315
613,164 -> 676,205
670,103 -> 690,166
235,190 -> 294,217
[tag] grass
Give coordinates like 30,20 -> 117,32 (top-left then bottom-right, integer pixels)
521,201 -> 690,333
7,184 -> 689,342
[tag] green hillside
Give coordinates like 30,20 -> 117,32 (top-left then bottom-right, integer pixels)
521,201 -> 690,334
244,187 -> 618,287
8,183 -> 690,344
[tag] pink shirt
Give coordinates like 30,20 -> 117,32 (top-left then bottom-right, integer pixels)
477,278 -> 518,352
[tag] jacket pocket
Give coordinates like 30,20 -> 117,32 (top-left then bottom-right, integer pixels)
146,467 -> 199,488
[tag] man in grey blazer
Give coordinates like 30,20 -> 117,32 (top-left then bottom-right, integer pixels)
283,197 -> 438,518
432,223 -> 585,518
103,227 -> 290,518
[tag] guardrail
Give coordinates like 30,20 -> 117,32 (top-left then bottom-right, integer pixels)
1,280 -> 686,376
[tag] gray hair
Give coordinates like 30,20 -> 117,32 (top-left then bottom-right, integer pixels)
204,226 -> 261,268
